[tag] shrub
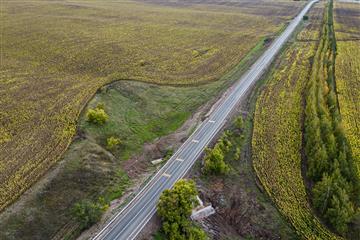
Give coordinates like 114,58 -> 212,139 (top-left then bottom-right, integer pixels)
234,116 -> 243,130
163,148 -> 174,161
203,146 -> 229,175
87,107 -> 108,125
71,199 -> 105,229
107,136 -> 121,150
203,131 -> 232,175
157,180 -> 206,240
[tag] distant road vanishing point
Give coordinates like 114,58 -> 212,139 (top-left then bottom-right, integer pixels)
93,1 -> 319,239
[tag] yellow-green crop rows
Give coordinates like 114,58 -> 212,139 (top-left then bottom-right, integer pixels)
334,2 -> 360,177
252,3 -> 342,237
252,41 -> 339,239
0,0 -> 305,211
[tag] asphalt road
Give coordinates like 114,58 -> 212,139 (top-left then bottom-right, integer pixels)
93,1 -> 318,239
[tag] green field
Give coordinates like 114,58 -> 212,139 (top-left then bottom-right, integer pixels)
0,0 -> 305,212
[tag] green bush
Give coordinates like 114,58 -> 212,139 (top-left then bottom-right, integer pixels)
163,149 -> 174,161
203,146 -> 229,175
107,136 -> 121,150
233,116 -> 243,130
71,199 -> 105,229
203,131 -> 232,175
87,107 -> 108,125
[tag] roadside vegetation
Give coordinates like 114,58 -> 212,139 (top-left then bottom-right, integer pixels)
304,0 -> 359,236
191,109 -> 297,239
0,53 -> 266,239
203,130 -> 233,175
0,0 -> 305,212
157,179 -> 206,240
0,80 -> 226,239
252,1 -> 342,238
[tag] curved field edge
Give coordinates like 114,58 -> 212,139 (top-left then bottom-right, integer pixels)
0,17 -> 282,240
0,0 -> 305,212
251,11 -> 341,238
0,79 -> 237,239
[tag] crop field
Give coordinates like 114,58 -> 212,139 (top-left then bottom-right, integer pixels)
334,2 -> 360,40
297,1 -> 325,41
0,0 -> 305,212
252,5 -> 342,237
334,2 -> 360,178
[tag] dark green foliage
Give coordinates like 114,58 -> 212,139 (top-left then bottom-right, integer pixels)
325,188 -> 354,234
203,131 -> 233,175
164,149 -> 174,161
234,116 -> 243,130
203,146 -> 229,175
71,199 -> 105,229
157,180 -> 206,240
304,0 -> 359,235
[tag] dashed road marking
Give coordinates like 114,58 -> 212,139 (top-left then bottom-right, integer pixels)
162,173 -> 171,178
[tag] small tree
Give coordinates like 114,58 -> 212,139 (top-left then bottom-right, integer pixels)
87,107 -> 108,125
233,116 -> 243,130
325,188 -> 354,234
157,180 -> 206,240
107,136 -> 121,150
72,199 -> 104,229
203,146 -> 229,175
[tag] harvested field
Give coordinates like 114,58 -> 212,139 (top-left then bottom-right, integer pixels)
0,0 -> 305,211
334,2 -> 360,40
334,2 -> 360,177
297,1 -> 325,41
252,30 -> 340,240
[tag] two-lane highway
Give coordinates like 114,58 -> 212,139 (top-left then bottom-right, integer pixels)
93,1 -> 318,239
